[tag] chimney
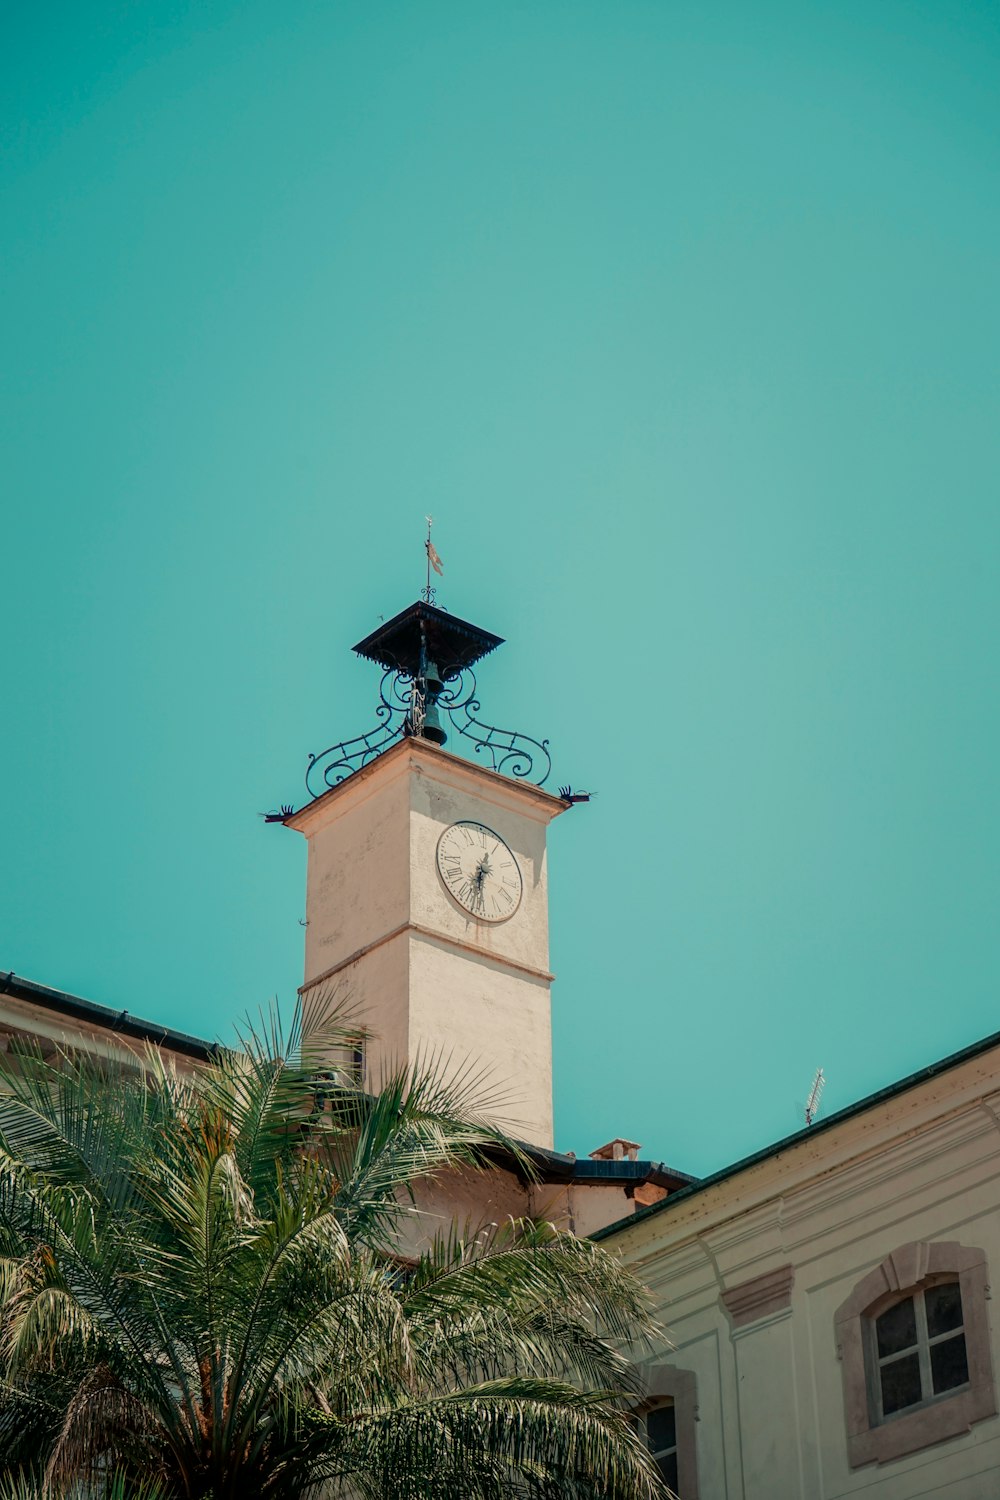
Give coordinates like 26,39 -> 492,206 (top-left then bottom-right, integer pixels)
589,1137 -> 642,1163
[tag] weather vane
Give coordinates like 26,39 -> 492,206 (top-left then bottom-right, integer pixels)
421,515 -> 444,604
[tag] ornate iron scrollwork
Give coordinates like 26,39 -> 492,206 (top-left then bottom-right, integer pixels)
437,669 -> 552,786
305,670 -> 413,798
304,665 -> 552,800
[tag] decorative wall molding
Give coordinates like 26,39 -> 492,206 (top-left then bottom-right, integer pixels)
721,1264 -> 794,1329
780,1109 -> 998,1232
298,920 -> 555,995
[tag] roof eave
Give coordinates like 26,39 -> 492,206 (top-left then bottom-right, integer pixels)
0,972 -> 218,1062
592,1023 -> 1000,1242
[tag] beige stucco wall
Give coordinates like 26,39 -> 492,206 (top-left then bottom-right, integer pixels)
304,933 -> 411,1087
398,1163 -> 647,1261
291,738 -> 564,1148
397,1161 -> 542,1260
299,753 -> 413,980
608,1045 -> 1000,1500
408,931 -> 552,1143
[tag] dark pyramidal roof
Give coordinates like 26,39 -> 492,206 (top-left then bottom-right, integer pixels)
353,600 -> 503,679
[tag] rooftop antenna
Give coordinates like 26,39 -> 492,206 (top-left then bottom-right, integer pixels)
421,515 -> 444,605
804,1067 -> 826,1127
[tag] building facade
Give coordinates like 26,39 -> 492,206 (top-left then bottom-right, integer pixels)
595,1031 -> 1000,1500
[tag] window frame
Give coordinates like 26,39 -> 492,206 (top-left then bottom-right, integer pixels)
835,1241 -> 995,1468
866,1276 -> 969,1423
633,1362 -> 699,1499
642,1399 -> 679,1490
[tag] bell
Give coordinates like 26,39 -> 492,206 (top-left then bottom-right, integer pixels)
421,697 -> 447,746
423,658 -> 445,696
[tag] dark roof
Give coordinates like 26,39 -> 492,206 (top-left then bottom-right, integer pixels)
592,1023 -> 1000,1242
0,971 -> 217,1062
353,601 -> 503,678
483,1137 -> 697,1194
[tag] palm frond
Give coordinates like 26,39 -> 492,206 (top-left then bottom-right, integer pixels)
0,1001 -> 663,1500
312,1380 -> 663,1500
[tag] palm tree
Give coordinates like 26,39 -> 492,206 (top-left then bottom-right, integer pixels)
0,1005 -> 663,1500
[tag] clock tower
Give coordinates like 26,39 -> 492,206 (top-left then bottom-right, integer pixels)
282,600 -> 567,1149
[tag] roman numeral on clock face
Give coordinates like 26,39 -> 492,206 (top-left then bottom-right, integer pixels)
435,821 -> 523,923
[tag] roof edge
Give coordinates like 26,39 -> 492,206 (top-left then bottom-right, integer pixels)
592,1022 -> 1000,1242
480,1138 -> 697,1191
0,972 -> 218,1062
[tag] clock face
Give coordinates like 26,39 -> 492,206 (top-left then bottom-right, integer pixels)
436,821 -> 523,922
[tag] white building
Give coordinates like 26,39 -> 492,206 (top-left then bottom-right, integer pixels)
594,1029 -> 1000,1499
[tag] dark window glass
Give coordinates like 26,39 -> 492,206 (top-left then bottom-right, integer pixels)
647,1404 -> 676,1453
657,1451 -> 679,1492
880,1352 -> 922,1415
876,1297 -> 916,1358
925,1282 -> 963,1338
930,1332 -> 969,1394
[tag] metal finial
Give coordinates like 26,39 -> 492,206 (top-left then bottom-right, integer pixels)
421,515 -> 443,604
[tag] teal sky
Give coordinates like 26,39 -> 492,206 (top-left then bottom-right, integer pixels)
3,1 -> 999,1176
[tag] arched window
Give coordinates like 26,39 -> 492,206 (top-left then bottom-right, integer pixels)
643,1400 -> 679,1491
835,1241 -> 995,1468
634,1363 -> 698,1498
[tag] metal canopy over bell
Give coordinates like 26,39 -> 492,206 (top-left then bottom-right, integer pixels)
352,601 -> 503,679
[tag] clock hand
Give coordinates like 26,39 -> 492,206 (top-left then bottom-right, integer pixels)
472,857 -> 491,908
